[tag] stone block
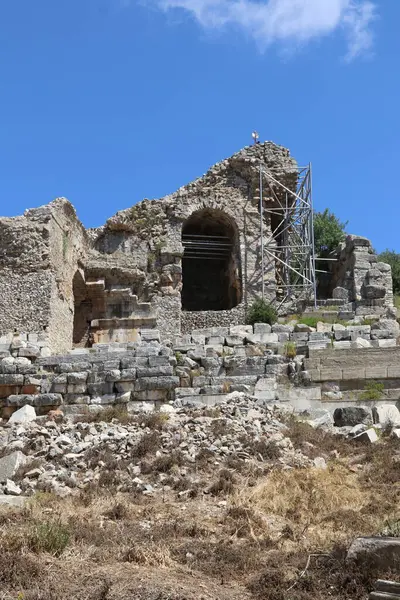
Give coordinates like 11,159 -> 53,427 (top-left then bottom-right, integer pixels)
225,335 -> 245,347
316,322 -> 333,333
140,329 -> 160,342
8,405 -> 37,424
371,329 -> 393,340
333,341 -> 351,349
135,376 -> 180,391
290,333 -> 309,342
377,339 -> 396,348
271,324 -> 292,333
174,387 -> 201,398
354,428 -> 379,443
205,344 -> 224,355
365,367 -> 387,379
334,329 -> 351,341
120,368 -> 137,381
64,394 -> 90,405
67,372 -> 88,385
0,374 -> 23,385
200,357 -> 223,376
191,334 -> 206,345
319,368 -> 343,381
294,324 -> 315,333
0,495 -> 27,508
136,365 -> 173,378
148,355 -> 171,367
115,381 -> 135,393
90,395 -> 116,405
136,345 -> 160,357
278,332 -> 290,343
246,333 -> 278,345
372,404 -> 400,426
104,369 -> 121,382
333,406 -> 372,427
0,451 -> 27,482
67,384 -> 87,394
347,536 -> 400,569
254,378 -> 277,402
388,366 -> 400,378
18,346 -> 40,358
52,384 -> 67,394
206,336 -> 225,345
229,325 -> 253,336
342,367 -> 365,380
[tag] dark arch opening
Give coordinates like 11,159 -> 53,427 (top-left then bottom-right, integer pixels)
72,271 -> 92,347
181,209 -> 242,311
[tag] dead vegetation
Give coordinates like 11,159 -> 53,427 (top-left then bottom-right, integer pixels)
0,423 -> 399,600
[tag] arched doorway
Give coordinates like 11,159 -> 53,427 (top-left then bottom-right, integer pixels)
72,271 -> 92,346
181,209 -> 242,311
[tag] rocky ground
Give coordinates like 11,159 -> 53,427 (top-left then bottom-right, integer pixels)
0,394 -> 399,599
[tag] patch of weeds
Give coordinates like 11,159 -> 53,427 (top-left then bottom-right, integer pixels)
103,502 -> 128,521
77,405 -> 134,425
360,380 -> 384,401
284,341 -> 297,359
153,450 -> 185,473
137,412 -> 169,431
208,469 -> 236,496
131,431 -> 161,459
28,520 -> 70,557
284,415 -> 354,459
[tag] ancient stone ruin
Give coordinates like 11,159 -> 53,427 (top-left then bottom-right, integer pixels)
0,140 -> 398,421
0,141 -> 394,353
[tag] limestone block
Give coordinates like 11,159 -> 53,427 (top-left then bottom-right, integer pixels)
332,286 -> 349,300
229,325 -> 253,337
316,322 -> 333,333
90,395 -> 116,405
135,376 -> 180,391
342,367 -> 365,379
352,338 -> 372,348
333,341 -> 351,349
0,495 -> 27,507
372,318 -> 400,336
64,394 -> 90,405
8,405 -> 37,424
254,378 -> 277,402
148,355 -> 171,367
200,357 -> 223,376
271,324 -> 292,333
127,401 -> 155,413
333,324 -> 346,331
278,333 -> 290,343
18,346 -> 40,358
370,329 -> 393,340
0,357 -> 16,374
0,374 -> 23,385
206,336 -> 225,346
140,329 -> 160,343
388,366 -> 400,378
225,335 -> 245,347
334,329 -> 351,341
372,404 -> 400,426
136,365 -> 173,378
0,451 -> 27,482
308,340 -> 330,350
115,381 -> 135,393
333,406 -> 372,427
319,368 -> 342,381
115,392 -> 131,403
136,345 -> 160,357
191,334 -> 206,345
309,332 -> 329,341
68,372 -> 88,385
347,536 -> 400,568
377,339 -> 396,348
362,284 -> 386,299
174,387 -> 201,398
246,333 -> 278,345
294,324 -> 315,333
365,366 -> 387,379
67,384 -> 87,394
290,333 -> 309,343
120,368 -> 137,381
105,369 -> 121,382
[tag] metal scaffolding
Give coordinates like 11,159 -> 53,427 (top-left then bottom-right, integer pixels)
259,162 -> 317,307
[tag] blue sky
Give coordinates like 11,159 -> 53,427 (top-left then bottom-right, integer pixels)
0,0 -> 398,251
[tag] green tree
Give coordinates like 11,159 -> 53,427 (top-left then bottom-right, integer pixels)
313,209 -> 347,258
378,250 -> 400,295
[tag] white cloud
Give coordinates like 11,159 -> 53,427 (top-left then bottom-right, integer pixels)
154,0 -> 377,59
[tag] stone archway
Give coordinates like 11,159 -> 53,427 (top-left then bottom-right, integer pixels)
72,270 -> 92,346
181,209 -> 242,311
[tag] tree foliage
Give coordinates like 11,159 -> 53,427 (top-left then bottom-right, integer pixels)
378,250 -> 400,294
313,209 -> 347,257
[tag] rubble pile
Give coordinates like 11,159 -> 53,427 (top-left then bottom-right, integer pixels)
0,393 -> 312,503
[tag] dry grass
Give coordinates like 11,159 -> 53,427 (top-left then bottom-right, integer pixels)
0,433 -> 399,599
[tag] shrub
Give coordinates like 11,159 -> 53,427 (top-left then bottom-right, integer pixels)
28,520 -> 70,557
378,250 -> 400,294
247,298 -> 277,326
313,209 -> 347,257
360,380 -> 384,402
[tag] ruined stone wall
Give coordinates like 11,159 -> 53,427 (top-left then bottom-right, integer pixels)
329,235 -> 394,316
0,200 -> 88,355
